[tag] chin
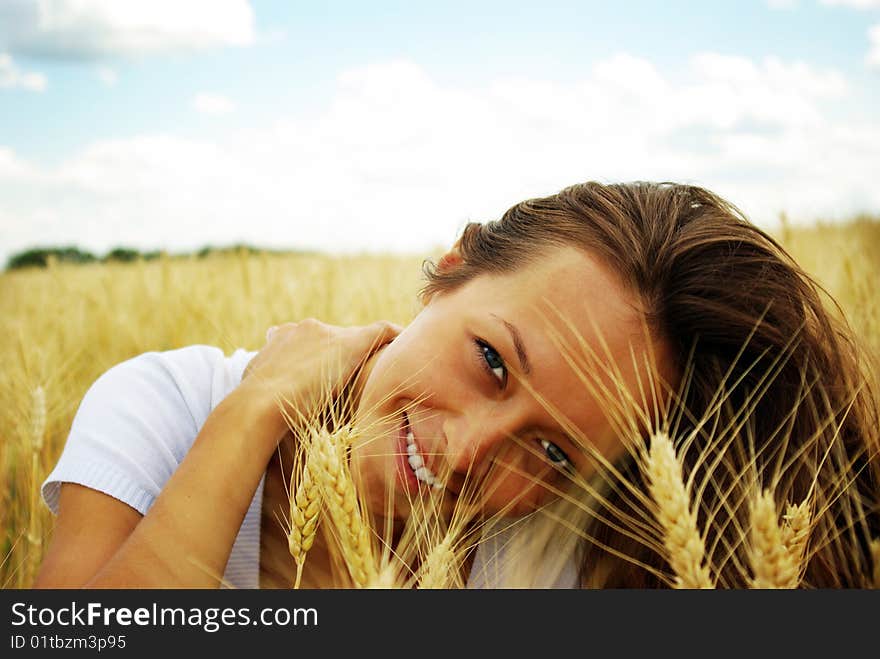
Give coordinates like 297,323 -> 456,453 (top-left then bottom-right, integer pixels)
350,452 -> 398,518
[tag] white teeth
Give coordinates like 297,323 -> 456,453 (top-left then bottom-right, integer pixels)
403,417 -> 442,489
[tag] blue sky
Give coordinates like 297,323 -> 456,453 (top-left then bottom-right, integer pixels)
1,0 -> 879,264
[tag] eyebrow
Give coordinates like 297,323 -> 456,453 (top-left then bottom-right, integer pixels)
491,313 -> 532,375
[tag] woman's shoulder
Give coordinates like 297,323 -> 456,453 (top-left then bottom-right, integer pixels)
107,343 -> 254,383
41,344 -> 257,516
96,344 -> 257,415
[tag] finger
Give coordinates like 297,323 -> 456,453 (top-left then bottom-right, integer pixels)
363,321 -> 403,352
265,325 -> 279,342
373,320 -> 404,339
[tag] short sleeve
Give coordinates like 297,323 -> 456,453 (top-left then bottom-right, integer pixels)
41,345 -> 237,516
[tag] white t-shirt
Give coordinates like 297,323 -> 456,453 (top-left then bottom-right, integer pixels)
41,345 -> 262,589
41,345 -> 579,589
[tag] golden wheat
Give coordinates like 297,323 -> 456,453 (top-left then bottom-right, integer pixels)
308,426 -> 378,588
416,536 -> 458,589
30,386 -> 46,453
780,499 -> 811,574
288,451 -> 322,589
871,538 -> 880,588
748,489 -> 801,589
644,430 -> 714,589
24,385 -> 47,587
365,563 -> 404,589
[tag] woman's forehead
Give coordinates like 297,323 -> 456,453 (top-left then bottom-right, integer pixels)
465,245 -> 643,339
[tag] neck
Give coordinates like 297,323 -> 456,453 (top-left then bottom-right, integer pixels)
347,345 -> 385,419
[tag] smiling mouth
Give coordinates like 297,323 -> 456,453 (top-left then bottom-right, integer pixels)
402,412 -> 443,490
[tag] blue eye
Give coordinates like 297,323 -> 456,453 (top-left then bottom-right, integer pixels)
540,439 -> 572,470
475,339 -> 507,387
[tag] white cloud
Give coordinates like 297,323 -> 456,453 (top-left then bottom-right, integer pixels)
820,0 -> 880,8
684,53 -> 847,128
0,51 -> 46,90
1,55 -> 878,265
96,65 -> 117,85
193,93 -> 236,115
868,24 -> 880,69
0,146 -> 39,178
773,0 -> 880,9
0,0 -> 255,58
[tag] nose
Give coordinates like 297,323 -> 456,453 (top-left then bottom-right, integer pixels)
442,403 -> 529,483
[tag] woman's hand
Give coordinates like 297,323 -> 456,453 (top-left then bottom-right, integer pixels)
240,318 -> 402,434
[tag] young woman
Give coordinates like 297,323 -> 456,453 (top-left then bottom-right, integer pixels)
35,181 -> 879,589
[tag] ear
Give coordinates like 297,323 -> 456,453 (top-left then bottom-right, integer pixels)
420,240 -> 463,307
435,239 -> 463,273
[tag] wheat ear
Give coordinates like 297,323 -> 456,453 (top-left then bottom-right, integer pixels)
645,430 -> 714,589
780,499 -> 811,574
288,454 -> 322,589
417,536 -> 459,589
749,489 -> 800,589
310,426 -> 377,587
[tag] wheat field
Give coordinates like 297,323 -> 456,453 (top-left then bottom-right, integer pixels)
1,217 -> 878,589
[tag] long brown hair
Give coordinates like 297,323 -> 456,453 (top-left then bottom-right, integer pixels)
421,181 -> 879,588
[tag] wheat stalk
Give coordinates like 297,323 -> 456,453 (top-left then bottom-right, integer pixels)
25,385 -> 47,586
870,538 -> 880,589
749,489 -> 800,589
30,386 -> 46,453
366,563 -> 403,589
288,453 -> 322,589
644,430 -> 714,589
309,426 -> 377,588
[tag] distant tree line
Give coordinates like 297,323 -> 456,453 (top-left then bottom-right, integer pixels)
5,244 -> 307,271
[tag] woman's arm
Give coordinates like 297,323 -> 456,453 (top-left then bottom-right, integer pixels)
72,382 -> 279,588
34,320 -> 400,588
33,484 -> 142,588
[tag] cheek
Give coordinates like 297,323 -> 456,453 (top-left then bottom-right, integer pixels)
482,477 -> 556,517
357,341 -> 410,416
364,331 -> 453,407
350,449 -> 394,516
474,457 -> 562,516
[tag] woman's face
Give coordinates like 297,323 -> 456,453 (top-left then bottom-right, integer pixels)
351,244 -> 669,519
